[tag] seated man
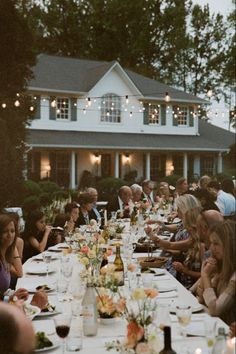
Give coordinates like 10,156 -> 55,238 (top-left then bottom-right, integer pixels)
107,185 -> 132,219
0,302 -> 35,354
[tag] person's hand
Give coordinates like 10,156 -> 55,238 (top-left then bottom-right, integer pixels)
173,261 -> 185,273
30,290 -> 48,310
144,225 -> 152,235
155,237 -> 170,249
229,322 -> 236,338
45,225 -> 52,236
12,288 -> 29,301
201,257 -> 217,277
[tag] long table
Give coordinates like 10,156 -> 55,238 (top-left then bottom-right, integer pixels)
17,244 -> 228,354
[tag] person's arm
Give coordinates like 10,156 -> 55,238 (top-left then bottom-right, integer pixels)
150,235 -> 193,251
173,262 -> 201,280
29,225 -> 52,253
15,237 -> 24,259
10,247 -> 23,277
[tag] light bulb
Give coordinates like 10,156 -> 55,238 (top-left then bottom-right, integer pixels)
14,100 -> 20,107
2,103 -> 6,108
165,92 -> 170,102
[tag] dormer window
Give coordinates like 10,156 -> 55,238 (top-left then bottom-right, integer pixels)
172,105 -> 194,127
101,93 -> 121,123
56,98 -> 70,120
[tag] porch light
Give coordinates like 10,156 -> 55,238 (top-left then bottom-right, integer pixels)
125,154 -> 130,164
51,99 -> 56,108
45,165 -> 51,178
165,92 -> 170,102
94,153 -> 100,163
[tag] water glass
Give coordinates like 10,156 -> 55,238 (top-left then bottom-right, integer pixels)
67,319 -> 83,351
176,305 -> 192,337
204,318 -> 217,353
154,303 -> 171,332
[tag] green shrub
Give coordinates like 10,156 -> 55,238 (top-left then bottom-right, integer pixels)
52,190 -> 70,201
22,195 -> 40,216
39,181 -> 60,194
39,192 -> 52,207
23,180 -> 41,197
96,177 -> 125,199
162,174 -> 182,187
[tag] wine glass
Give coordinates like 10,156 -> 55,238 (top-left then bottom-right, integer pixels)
42,251 -> 52,277
176,305 -> 192,337
54,314 -> 72,354
204,318 -> 217,353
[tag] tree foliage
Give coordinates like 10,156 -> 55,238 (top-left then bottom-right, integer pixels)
0,0 -> 36,208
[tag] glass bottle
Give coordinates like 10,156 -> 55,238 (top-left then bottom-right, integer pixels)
113,245 -> 124,286
81,283 -> 98,336
212,327 -> 226,354
159,326 -> 177,354
130,206 -> 138,226
100,248 -> 108,269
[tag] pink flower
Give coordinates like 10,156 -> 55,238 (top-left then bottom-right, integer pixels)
80,245 -> 89,253
136,342 -> 152,354
127,321 -> 144,348
127,263 -> 136,272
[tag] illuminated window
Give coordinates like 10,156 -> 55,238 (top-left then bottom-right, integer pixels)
148,104 -> 160,124
101,94 -> 121,123
56,98 -> 70,120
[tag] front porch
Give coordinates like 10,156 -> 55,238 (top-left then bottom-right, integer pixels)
27,149 -> 223,188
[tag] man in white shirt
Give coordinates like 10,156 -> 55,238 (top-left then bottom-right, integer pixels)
141,179 -> 155,206
207,181 -> 236,217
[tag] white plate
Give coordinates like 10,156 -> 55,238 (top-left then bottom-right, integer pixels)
150,268 -> 166,275
34,343 -> 60,353
170,303 -> 203,313
25,265 -> 55,275
157,290 -> 178,299
27,284 -> 55,293
24,304 -> 41,320
157,284 -> 177,293
33,254 -> 58,261
37,305 -> 60,317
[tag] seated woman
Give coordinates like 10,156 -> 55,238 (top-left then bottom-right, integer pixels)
172,207 -> 204,288
76,193 -> 94,227
22,210 -> 58,263
0,214 -> 23,294
193,220 -> 236,325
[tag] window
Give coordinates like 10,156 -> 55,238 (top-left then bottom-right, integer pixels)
148,104 -> 160,124
50,152 -> 70,187
173,106 -> 188,125
101,94 -> 121,123
56,98 -> 70,120
201,157 -> 214,176
150,155 -> 160,180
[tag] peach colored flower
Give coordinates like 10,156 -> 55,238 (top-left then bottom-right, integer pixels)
127,263 -> 136,272
136,342 -> 152,354
144,288 -> 159,299
127,321 -> 144,348
116,297 -> 126,313
131,288 -> 145,301
80,245 -> 89,253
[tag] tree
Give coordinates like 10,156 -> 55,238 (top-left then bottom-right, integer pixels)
0,0 -> 36,208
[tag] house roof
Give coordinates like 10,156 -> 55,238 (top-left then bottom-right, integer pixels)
27,120 -> 235,152
28,54 -> 207,104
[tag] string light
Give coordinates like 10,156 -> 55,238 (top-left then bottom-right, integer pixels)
14,100 -> 20,107
165,92 -> 170,102
2,103 -> 6,108
87,97 -> 91,106
125,95 -> 129,104
207,90 -> 213,98
129,111 -> 133,117
29,106 -> 34,111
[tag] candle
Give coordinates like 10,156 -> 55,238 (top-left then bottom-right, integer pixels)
226,337 -> 236,354
104,210 -> 107,226
195,349 -> 202,354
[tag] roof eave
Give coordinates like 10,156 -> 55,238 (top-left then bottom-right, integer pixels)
28,87 -> 87,95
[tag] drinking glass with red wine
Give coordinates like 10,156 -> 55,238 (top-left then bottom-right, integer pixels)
54,314 -> 72,354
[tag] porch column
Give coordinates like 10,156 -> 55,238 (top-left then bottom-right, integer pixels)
70,151 -> 76,189
217,152 -> 223,173
193,155 -> 200,177
114,152 -> 119,178
146,152 -> 150,179
183,152 -> 188,179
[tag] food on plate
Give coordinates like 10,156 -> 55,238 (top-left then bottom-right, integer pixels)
41,303 -> 56,313
35,332 -> 53,350
36,285 -> 50,291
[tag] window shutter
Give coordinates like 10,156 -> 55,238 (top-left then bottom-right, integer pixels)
70,98 -> 77,121
189,105 -> 194,127
143,103 -> 149,125
49,97 -> 56,120
33,96 -> 41,119
161,104 -> 166,125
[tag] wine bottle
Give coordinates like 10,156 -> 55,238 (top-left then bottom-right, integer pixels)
159,326 -> 177,354
130,206 -> 138,225
113,245 -> 124,286
100,248 -> 108,269
82,283 -> 98,336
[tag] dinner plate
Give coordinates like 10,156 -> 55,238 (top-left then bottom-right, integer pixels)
27,284 -> 55,293
24,304 -> 41,320
34,343 -> 60,353
37,308 -> 60,317
33,254 -> 58,261
149,268 -> 166,275
157,290 -> 178,299
25,265 -> 55,275
156,284 -> 177,293
170,303 -> 204,313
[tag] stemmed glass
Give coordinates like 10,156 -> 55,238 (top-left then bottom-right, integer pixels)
54,314 -> 72,354
176,305 -> 192,337
42,251 -> 52,278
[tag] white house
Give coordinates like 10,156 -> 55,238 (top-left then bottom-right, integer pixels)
26,54 -> 235,188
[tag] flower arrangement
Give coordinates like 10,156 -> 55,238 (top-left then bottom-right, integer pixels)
96,290 -> 126,319
105,287 -> 161,354
77,232 -> 106,269
101,223 -> 125,240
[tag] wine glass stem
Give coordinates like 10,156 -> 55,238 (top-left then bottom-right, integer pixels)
62,338 -> 65,354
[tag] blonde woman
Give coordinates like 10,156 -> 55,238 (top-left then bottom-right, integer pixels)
172,207 -> 204,288
195,220 -> 236,325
